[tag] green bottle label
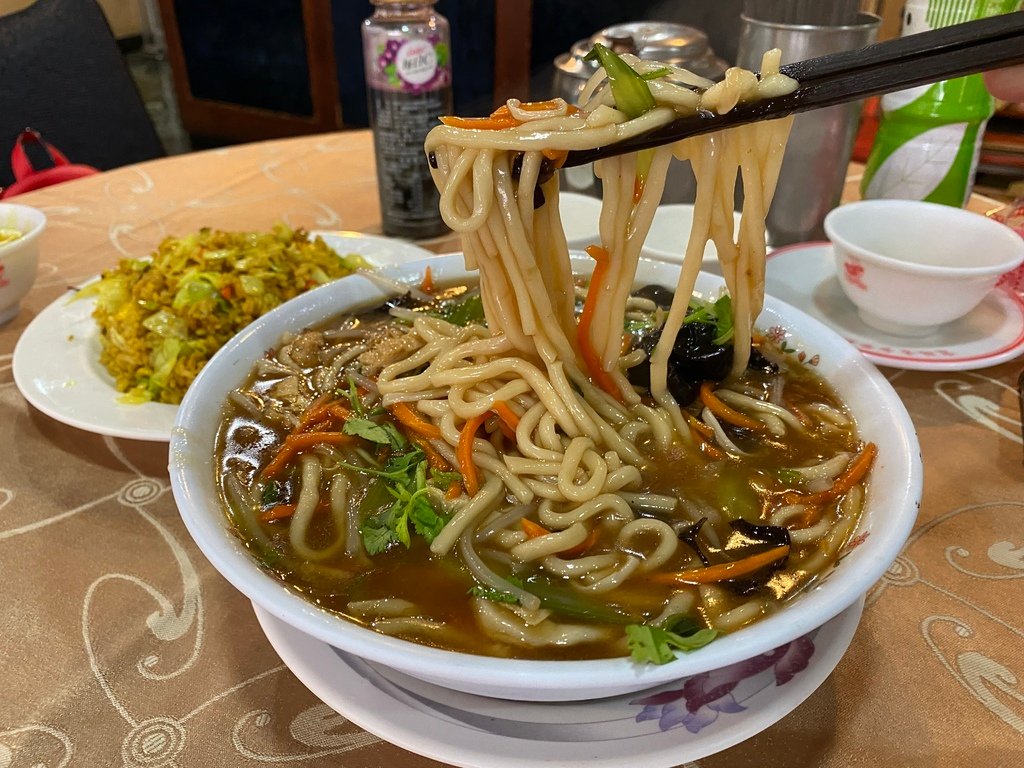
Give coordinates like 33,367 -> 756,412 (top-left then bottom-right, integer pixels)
860,0 -> 1020,205
925,0 -> 1019,27
861,78 -> 992,206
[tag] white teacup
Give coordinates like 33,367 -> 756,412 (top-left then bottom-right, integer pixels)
824,200 -> 1024,337
0,203 -> 46,325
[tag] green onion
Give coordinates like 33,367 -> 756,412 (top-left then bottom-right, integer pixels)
583,43 -> 656,119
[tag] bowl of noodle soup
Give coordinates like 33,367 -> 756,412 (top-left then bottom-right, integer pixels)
169,252 -> 920,702
172,45 -> 920,701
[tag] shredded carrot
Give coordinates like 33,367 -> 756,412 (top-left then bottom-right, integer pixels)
783,443 -> 878,506
491,401 -> 520,430
445,481 -> 462,500
220,284 -> 234,300
439,114 -> 519,130
490,99 -> 577,119
699,441 -> 726,460
542,148 -> 568,165
259,504 -> 296,522
685,412 -> 715,441
442,101 -> 578,136
260,499 -> 333,522
633,176 -> 644,205
577,245 -> 623,401
410,434 -> 451,472
293,394 -> 338,433
520,518 -> 549,539
261,432 -> 358,479
327,403 -> 352,423
520,518 -> 600,559
458,414 -> 488,496
651,545 -> 791,585
558,527 -> 601,559
699,381 -> 766,432
307,419 -> 334,434
419,265 -> 434,293
495,418 -> 517,442
789,503 -> 827,530
783,397 -> 814,429
390,402 -> 443,440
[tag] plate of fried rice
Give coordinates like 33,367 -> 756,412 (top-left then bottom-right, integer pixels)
12,226 -> 435,441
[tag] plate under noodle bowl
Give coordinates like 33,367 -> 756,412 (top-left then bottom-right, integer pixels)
211,47 -> 878,665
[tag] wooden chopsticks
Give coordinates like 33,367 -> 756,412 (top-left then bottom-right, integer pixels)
562,12 -> 1024,168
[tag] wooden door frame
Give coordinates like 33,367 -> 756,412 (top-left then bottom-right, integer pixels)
156,0 -> 341,141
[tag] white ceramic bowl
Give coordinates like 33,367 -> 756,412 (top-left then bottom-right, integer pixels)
0,203 -> 46,325
642,204 -> 749,274
559,192 -> 603,250
824,200 -> 1024,337
169,253 -> 922,702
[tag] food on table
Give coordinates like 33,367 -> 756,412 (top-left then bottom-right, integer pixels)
0,227 -> 22,245
215,46 -> 872,663
218,282 -> 872,662
77,224 -> 369,405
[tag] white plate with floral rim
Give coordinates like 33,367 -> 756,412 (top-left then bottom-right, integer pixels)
12,231 -> 436,441
765,243 -> 1024,371
253,596 -> 863,768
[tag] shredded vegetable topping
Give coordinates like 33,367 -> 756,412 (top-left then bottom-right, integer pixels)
77,224 -> 368,404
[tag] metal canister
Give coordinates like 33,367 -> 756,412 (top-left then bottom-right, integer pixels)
551,22 -> 728,203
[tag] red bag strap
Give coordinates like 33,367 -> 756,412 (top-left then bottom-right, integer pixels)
11,129 -> 71,181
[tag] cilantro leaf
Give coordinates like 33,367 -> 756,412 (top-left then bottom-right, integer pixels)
682,294 -> 734,345
429,469 -> 462,489
361,515 -> 398,555
711,295 -> 734,344
435,294 -> 486,327
409,492 -> 446,542
354,448 -> 448,554
384,449 -> 425,477
391,500 -> 412,548
336,448 -> 425,483
626,624 -> 718,665
343,417 -> 407,449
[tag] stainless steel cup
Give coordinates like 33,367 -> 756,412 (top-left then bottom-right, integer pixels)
736,12 -> 881,246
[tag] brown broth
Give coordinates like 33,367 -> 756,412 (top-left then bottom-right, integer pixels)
216,292 -> 865,660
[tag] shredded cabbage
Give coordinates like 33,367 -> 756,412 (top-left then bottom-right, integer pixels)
77,224 -> 365,404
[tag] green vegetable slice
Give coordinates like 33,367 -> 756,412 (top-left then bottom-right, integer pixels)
626,623 -> 718,665
468,585 -> 520,603
583,43 -> 656,119
434,293 -> 486,327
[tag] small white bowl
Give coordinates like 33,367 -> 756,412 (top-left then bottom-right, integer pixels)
0,203 -> 46,325
824,200 -> 1024,337
558,192 -> 603,250
169,253 -> 921,702
643,204 -> 748,274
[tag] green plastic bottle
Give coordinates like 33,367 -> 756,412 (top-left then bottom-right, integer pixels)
860,0 -> 1021,206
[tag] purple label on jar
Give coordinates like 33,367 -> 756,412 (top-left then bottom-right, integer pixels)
369,34 -> 450,93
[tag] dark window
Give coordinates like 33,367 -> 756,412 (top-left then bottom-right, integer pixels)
176,0 -> 314,116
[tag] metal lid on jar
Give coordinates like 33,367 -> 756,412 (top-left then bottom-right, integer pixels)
554,21 -> 727,83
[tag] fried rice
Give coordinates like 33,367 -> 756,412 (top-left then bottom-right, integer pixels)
78,224 -> 368,405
